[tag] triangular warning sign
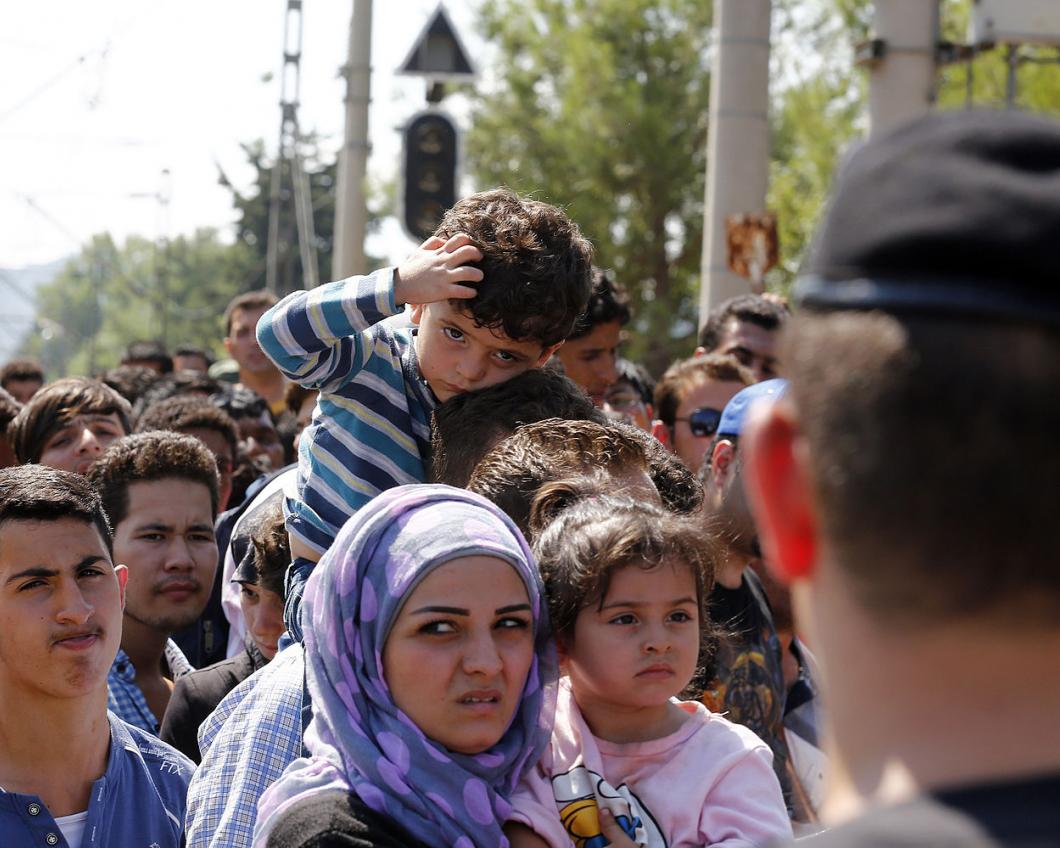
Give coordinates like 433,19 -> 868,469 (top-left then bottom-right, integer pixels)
397,4 -> 477,80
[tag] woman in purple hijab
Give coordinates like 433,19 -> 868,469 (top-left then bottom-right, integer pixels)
254,484 -> 558,848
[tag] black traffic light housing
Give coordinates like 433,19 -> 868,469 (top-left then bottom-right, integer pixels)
402,111 -> 458,242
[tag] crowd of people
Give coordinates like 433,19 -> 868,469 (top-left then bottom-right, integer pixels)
0,108 -> 1057,848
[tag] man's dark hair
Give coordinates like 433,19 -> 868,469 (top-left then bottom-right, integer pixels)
102,365 -> 163,406
284,382 -> 316,416
784,311 -> 1060,625
0,358 -> 44,387
567,268 -> 632,340
619,420 -> 703,516
654,354 -> 752,429
212,385 -> 269,422
121,340 -> 173,374
430,369 -> 605,488
173,344 -> 214,367
0,464 -> 113,554
467,418 -> 701,537
0,387 -> 21,437
697,294 -> 789,352
249,492 -> 290,599
9,378 -> 132,465
132,371 -> 223,425
613,359 -> 655,406
87,431 -> 220,530
135,395 -> 239,458
224,290 -> 279,336
432,188 -> 594,347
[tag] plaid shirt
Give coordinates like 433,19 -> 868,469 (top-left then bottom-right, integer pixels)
185,643 -> 306,848
107,639 -> 195,734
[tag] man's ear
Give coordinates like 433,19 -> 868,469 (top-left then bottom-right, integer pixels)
742,401 -> 817,582
114,564 -> 129,609
694,346 -> 707,357
535,340 -> 564,367
710,439 -> 737,486
409,303 -> 426,325
222,336 -> 235,357
650,419 -> 671,449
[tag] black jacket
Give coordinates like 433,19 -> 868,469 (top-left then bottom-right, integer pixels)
159,643 -> 268,762
266,790 -> 429,848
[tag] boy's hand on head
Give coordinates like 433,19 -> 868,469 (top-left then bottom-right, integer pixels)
394,233 -> 484,306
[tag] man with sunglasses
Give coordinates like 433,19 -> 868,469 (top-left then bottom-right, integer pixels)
698,379 -> 822,825
651,353 -> 751,472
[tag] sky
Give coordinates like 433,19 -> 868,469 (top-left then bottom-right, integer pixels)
1,0 -> 483,272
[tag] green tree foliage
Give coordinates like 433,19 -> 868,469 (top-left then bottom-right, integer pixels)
466,0 -> 713,371
221,138 -> 389,293
768,0 -> 866,288
766,0 -> 1060,291
220,139 -> 337,294
937,0 -> 1060,115
20,229 -> 250,377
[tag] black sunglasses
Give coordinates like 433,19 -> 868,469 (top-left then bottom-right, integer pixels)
674,406 -> 723,438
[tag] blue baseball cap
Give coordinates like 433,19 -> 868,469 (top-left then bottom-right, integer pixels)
717,378 -> 787,438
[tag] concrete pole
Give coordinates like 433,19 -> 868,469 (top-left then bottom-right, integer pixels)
333,0 -> 373,280
868,0 -> 939,137
699,0 -> 772,328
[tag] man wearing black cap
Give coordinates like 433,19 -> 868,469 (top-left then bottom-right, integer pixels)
745,110 -> 1060,843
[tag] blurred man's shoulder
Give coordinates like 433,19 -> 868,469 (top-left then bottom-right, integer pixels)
803,774 -> 1060,847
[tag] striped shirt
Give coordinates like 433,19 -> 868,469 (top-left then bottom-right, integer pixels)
256,268 -> 436,555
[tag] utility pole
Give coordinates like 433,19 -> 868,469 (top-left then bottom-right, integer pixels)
866,0 -> 940,137
699,0 -> 773,325
333,0 -> 373,280
266,0 -> 320,296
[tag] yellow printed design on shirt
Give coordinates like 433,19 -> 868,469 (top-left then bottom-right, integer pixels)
552,765 -> 666,848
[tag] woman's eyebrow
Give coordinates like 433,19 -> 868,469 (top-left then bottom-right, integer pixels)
496,603 -> 532,615
410,605 -> 469,616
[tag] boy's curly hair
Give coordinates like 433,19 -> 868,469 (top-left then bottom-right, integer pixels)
433,188 -> 594,347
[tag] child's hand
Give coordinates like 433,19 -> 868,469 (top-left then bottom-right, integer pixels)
394,233 -> 484,306
598,808 -> 639,848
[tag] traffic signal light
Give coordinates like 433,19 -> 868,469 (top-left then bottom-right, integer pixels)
402,112 -> 457,242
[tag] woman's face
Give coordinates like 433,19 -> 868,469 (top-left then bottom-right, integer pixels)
383,555 -> 534,755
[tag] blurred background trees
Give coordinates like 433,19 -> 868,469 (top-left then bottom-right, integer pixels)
17,0 -> 1060,376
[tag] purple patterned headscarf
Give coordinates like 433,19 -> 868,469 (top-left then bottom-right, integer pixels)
254,484 -> 558,848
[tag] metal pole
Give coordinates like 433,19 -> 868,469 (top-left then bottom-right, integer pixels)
333,0 -> 373,280
698,0 -> 772,326
1006,44 -> 1019,108
868,0 -> 940,137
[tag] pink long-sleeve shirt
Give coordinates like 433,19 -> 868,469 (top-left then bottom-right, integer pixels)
510,679 -> 792,848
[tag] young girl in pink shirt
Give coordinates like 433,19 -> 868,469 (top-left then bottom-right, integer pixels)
506,488 -> 792,848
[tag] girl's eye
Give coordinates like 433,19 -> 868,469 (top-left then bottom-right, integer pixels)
240,586 -> 259,601
609,613 -> 637,626
442,327 -> 464,342
493,350 -> 517,363
420,620 -> 457,635
495,616 -> 530,631
669,610 -> 694,623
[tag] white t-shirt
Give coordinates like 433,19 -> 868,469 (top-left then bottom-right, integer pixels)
55,810 -> 88,848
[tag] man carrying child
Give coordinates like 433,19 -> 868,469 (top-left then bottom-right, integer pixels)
256,188 -> 593,637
